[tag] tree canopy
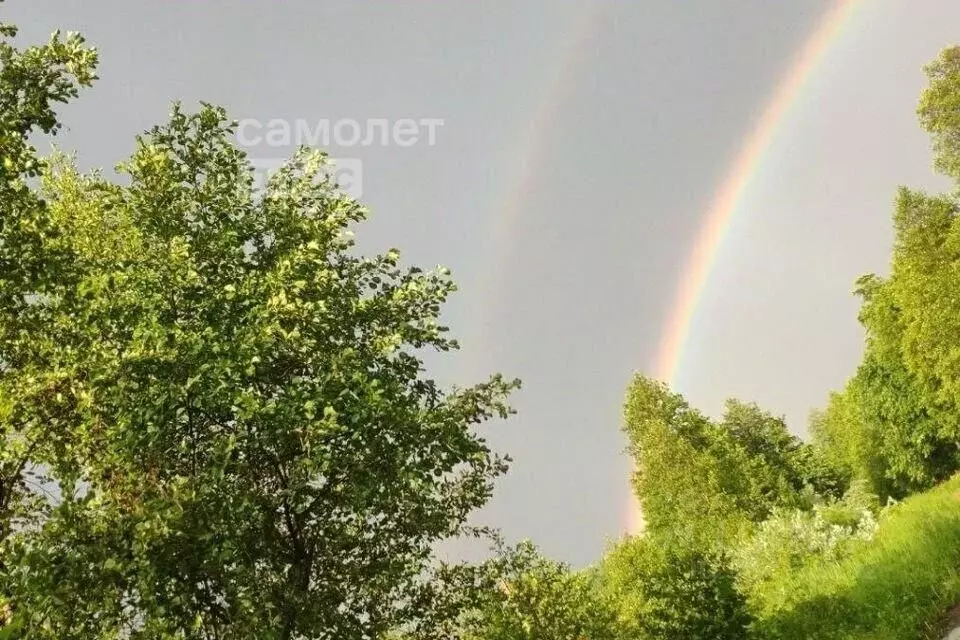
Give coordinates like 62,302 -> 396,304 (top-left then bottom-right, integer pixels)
0,12 -> 518,639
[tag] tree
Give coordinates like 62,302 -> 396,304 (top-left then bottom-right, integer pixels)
809,387 -> 888,498
810,192 -> 960,499
918,46 -> 960,181
720,400 -> 845,504
623,376 -> 753,547
810,46 -> 960,501
0,9 -> 99,627
454,541 -> 624,640
598,536 -> 751,640
837,267 -> 956,497
0,13 -> 518,639
623,376 -> 841,548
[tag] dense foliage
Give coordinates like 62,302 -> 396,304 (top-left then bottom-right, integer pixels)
0,10 -> 518,639
598,537 -> 751,639
623,377 -> 842,548
613,42 -> 960,640
455,541 -> 625,640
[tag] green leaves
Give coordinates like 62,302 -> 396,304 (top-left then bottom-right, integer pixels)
597,537 -> 751,640
919,47 -> 960,181
623,377 -> 837,550
0,14 -> 518,639
451,541 -> 625,640
0,18 -> 102,637
810,188 -> 960,500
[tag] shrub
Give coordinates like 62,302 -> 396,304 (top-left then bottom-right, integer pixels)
599,536 -> 752,640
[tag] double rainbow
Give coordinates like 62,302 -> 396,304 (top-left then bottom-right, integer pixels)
465,0 -> 864,535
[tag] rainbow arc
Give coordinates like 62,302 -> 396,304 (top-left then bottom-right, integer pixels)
628,0 -> 863,533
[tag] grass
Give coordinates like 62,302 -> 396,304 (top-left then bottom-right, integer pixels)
751,474 -> 960,639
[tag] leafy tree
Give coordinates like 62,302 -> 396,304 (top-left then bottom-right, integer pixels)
0,12 -> 518,639
598,536 -> 751,640
843,267 -> 955,496
918,46 -> 960,181
812,194 -> 960,498
0,8 -> 99,627
809,387 -> 888,498
623,377 -> 841,548
623,376 -> 753,547
811,45 -> 960,501
454,541 -> 624,640
719,400 -> 845,505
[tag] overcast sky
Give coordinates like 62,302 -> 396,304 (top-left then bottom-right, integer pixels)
7,1 -> 960,566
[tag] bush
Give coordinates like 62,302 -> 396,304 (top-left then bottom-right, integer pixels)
748,474 -> 960,639
599,536 -> 752,640
733,499 -> 880,611
455,541 -> 625,640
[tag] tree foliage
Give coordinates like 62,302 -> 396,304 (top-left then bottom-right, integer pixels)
918,46 -> 960,181
809,388 -> 888,497
0,12 -> 518,639
623,377 -> 750,546
454,541 -> 624,640
598,536 -> 751,640
0,10 -> 99,627
13,6 -> 960,640
623,376 -> 841,548
808,49 -> 960,500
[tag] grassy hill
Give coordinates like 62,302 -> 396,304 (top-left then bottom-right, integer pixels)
750,474 -> 960,640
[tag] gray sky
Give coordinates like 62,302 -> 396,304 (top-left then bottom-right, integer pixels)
6,0 -> 960,566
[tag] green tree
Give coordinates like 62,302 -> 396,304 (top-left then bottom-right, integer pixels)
720,400 -> 846,504
623,376 -> 840,548
844,267 -> 955,496
809,387 -> 888,497
918,46 -> 960,181
809,45 -> 960,502
598,536 -> 751,640
0,8 -> 99,626
623,376 -> 753,547
0,13 -> 518,639
812,196 -> 960,499
455,541 -> 624,640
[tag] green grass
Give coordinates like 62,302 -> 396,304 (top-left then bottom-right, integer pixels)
751,474 -> 960,639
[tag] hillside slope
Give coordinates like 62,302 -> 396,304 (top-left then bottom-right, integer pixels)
751,474 -> 960,640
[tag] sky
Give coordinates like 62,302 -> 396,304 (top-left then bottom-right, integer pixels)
6,0 -> 960,567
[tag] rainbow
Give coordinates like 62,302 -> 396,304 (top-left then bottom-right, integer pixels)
461,3 -> 608,378
627,0 -> 863,534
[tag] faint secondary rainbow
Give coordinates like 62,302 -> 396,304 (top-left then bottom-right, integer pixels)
461,3 -> 607,379
627,0 -> 863,534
